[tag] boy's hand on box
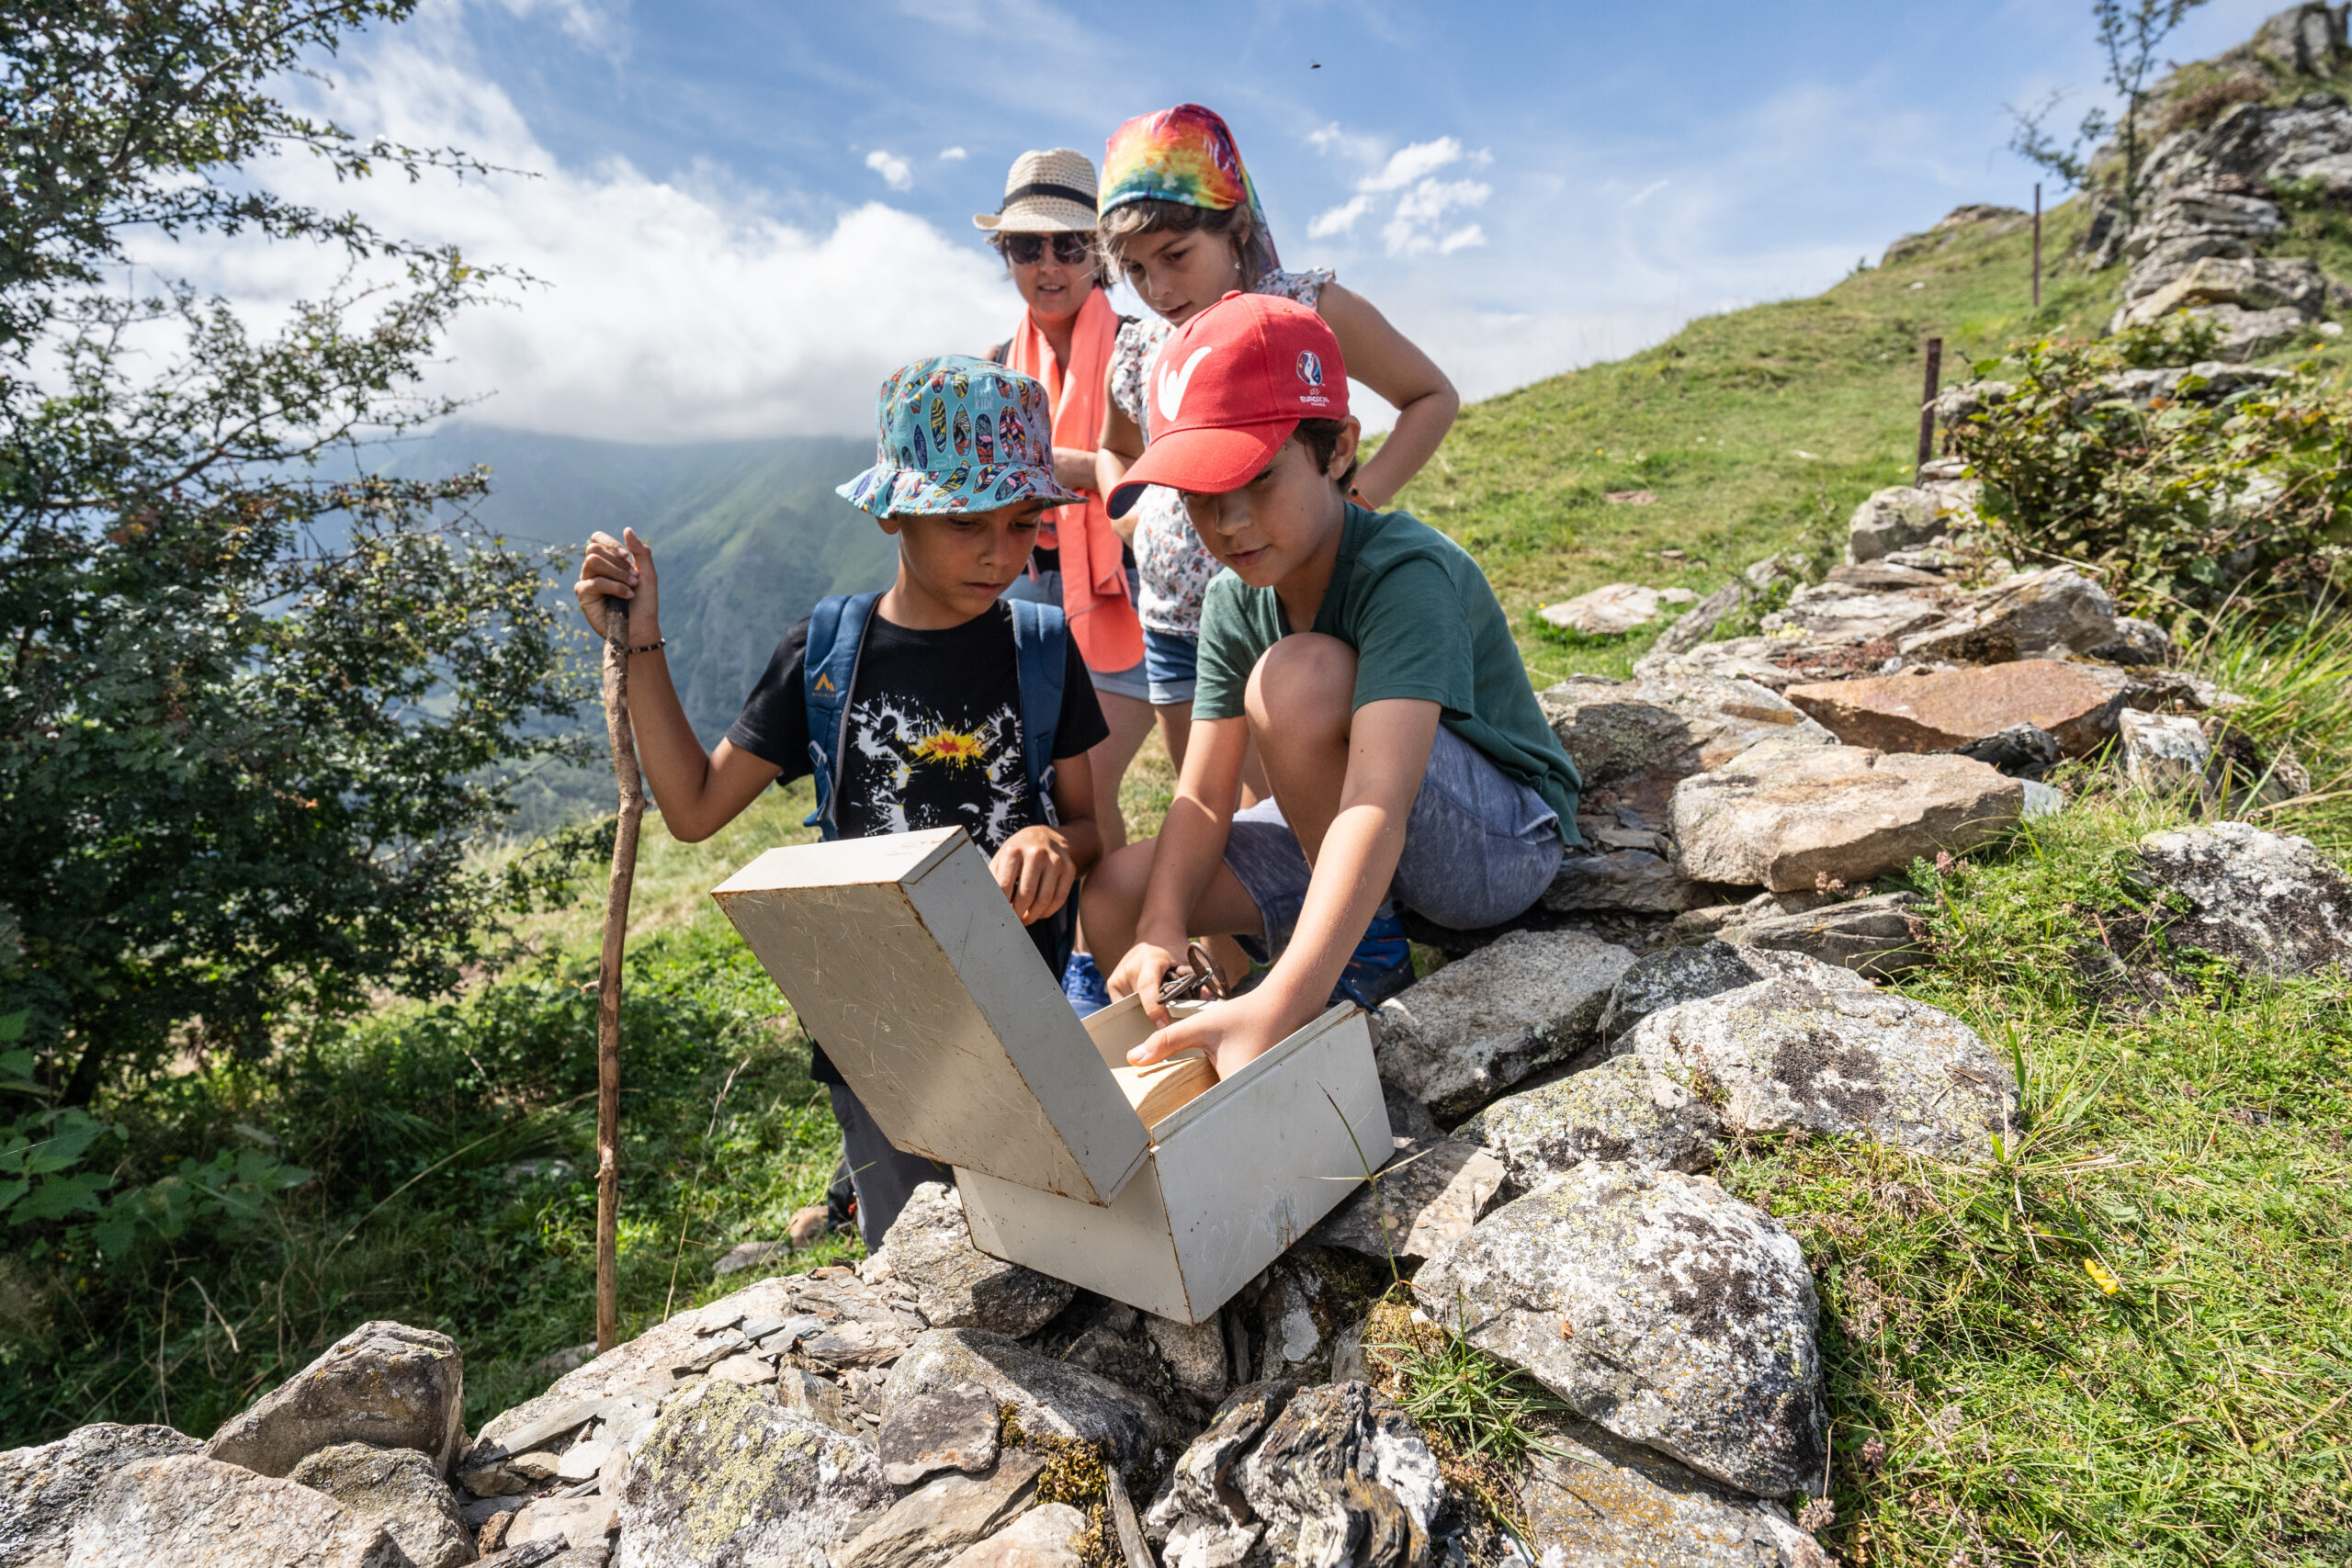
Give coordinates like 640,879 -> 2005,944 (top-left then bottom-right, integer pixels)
991,827 -> 1077,926
1106,940 -> 1183,1026
1127,987 -> 1285,1079
574,528 -> 662,640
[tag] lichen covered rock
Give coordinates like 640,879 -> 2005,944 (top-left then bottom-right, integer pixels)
2130,819 -> 2352,977
288,1443 -> 476,1568
1453,1055 -> 1721,1186
613,1380 -> 892,1568
1520,1414 -> 1829,1567
0,1423 -> 199,1568
1626,967 -> 2018,1164
1413,1167 -> 1826,1498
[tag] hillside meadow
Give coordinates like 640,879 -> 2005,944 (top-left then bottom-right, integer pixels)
6,198 -> 2349,1564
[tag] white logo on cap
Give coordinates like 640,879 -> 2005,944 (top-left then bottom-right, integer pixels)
1157,347 -> 1215,423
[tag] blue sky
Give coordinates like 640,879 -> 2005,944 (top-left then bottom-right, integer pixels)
181,0 -> 2297,441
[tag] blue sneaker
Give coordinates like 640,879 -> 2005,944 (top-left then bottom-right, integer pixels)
1062,951 -> 1113,1016
1331,908 -> 1416,1009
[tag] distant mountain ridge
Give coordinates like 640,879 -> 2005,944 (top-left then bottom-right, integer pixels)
389,423 -> 898,739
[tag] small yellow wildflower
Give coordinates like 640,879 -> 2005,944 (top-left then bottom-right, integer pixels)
2084,1258 -> 2120,1295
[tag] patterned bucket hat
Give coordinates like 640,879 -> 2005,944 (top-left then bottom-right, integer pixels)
837,355 -> 1085,517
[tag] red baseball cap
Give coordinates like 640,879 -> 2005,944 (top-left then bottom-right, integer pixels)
1107,291 -> 1349,519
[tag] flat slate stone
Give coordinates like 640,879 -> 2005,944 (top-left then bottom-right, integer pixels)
1374,930 -> 1638,1122
1784,660 -> 2133,758
1540,674 -> 1835,821
887,1330 -> 1166,1469
1414,1168 -> 1826,1499
61,1454 -> 402,1568
883,1183 -> 1074,1339
287,1443 -> 475,1568
0,1423 -> 200,1568
1670,742 -> 2022,893
944,1504 -> 1088,1568
1520,1413 -> 1830,1567
837,1451 -> 1046,1568
1720,891 -> 1932,977
1896,567 -> 2117,663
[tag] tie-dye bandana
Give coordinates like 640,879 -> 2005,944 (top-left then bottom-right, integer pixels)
838,355 -> 1085,517
1100,104 -> 1282,277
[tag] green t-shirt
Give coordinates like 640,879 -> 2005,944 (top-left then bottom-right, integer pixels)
1193,504 -> 1582,842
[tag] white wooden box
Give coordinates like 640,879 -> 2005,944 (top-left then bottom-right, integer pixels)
710,827 -> 1390,1324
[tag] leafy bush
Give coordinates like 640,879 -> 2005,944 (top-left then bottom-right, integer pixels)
1951,332 -> 2352,613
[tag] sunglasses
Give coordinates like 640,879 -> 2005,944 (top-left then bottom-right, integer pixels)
1003,232 -> 1094,265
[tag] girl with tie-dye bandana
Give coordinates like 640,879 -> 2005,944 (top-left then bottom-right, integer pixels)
1091,104 -> 1458,775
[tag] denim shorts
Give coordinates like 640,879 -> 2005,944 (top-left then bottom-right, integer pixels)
1222,726 -> 1565,953
1142,627 -> 1199,707
1005,567 -> 1150,703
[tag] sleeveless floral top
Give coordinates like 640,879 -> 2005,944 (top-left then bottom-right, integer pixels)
1110,267 -> 1334,638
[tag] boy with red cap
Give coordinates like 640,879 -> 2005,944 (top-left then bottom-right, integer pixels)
1082,292 -> 1582,1076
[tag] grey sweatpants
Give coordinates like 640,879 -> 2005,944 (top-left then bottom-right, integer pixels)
828,1083 -> 953,1252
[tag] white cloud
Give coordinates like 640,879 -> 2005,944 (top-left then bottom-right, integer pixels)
145,34 -> 1012,442
1437,224 -> 1486,255
939,146 -> 968,161
865,149 -> 914,190
1627,179 -> 1669,207
1307,121 -> 1385,165
1362,137 -> 1464,192
493,0 -> 619,52
1382,176 -> 1492,255
1307,194 -> 1374,239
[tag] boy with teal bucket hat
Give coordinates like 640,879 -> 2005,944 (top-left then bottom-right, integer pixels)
573,355 -> 1111,1247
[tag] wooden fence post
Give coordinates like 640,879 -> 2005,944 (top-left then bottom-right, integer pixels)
1917,337 -> 1943,484
2032,183 -> 2043,310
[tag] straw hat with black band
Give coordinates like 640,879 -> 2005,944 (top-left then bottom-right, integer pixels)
973,148 -> 1100,234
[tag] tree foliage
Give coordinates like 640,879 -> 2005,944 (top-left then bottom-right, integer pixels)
1951,332 -> 2352,615
2007,0 -> 2211,231
0,1 -> 579,1104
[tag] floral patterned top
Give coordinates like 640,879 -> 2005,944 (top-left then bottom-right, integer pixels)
1111,267 -> 1335,638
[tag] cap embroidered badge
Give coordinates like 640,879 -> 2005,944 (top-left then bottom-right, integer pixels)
1107,292 -> 1349,519
838,355 -> 1085,517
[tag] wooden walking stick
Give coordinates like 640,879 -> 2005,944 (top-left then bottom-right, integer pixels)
595,596 -> 646,1352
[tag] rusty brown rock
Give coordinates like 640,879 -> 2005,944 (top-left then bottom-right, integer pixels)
1783,660 -> 2133,758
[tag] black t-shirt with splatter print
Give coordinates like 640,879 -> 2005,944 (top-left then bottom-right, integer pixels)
727,601 -> 1108,1082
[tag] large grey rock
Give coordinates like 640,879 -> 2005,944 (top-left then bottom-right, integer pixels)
1596,942 -> 1865,1043
1627,966 -> 2018,1163
877,1384 -> 1002,1488
1539,582 -> 1695,635
1413,1168 -> 1826,1498
1307,1137 -> 1505,1264
1519,1414 -> 1829,1567
1374,930 -> 1637,1122
203,1321 -> 465,1480
1670,741 -> 2022,893
2131,820 -> 2352,976
1539,674 -> 1835,821
2119,254 -> 2329,329
944,1504 -> 1087,1568
0,1423 -> 199,1568
60,1453 -> 402,1568
837,1450 -> 1047,1568
1636,635 -> 1919,694
1453,1055 -> 1722,1185
288,1443 -> 477,1568
613,1380 -> 893,1568
883,1183 -> 1074,1338
1720,891 -> 1932,977
1844,486 -> 1944,564
1146,1382 -> 1442,1568
1146,1314 -> 1232,1406
1896,567 -> 2117,664
888,1330 -> 1165,1468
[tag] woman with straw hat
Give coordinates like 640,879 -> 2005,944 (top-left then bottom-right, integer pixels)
977,149 -> 1155,867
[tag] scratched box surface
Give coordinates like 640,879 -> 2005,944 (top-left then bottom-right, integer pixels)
711,827 -> 1388,1323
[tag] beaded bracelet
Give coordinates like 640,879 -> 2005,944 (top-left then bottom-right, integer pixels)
628,638 -> 667,655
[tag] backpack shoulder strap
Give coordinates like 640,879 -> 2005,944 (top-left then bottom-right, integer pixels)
986,340 -> 1010,366
801,591 -> 883,840
1005,597 -> 1068,818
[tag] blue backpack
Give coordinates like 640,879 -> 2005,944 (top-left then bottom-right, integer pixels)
800,591 -> 1077,972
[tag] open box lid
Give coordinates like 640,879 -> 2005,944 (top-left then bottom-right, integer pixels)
712,828 -> 1149,1207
